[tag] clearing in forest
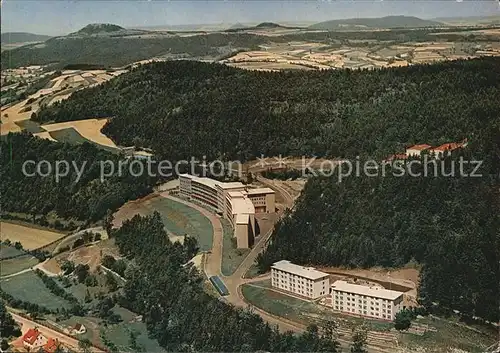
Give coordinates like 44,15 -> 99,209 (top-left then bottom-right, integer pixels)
38,118 -> 118,148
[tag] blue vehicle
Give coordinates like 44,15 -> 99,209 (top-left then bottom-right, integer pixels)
209,275 -> 229,296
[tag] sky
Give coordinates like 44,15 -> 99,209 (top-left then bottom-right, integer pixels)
1,0 -> 499,36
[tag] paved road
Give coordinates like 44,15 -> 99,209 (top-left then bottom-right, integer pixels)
9,311 -> 105,352
164,176 -> 395,352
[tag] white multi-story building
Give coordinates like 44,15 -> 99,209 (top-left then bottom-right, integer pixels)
178,174 -> 275,248
271,260 -> 330,299
331,280 -> 404,321
405,144 -> 432,157
246,188 -> 276,213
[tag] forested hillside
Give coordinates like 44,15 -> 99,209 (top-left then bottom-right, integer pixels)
257,150 -> 500,322
33,58 -> 500,163
2,27 -> 490,69
114,213 -> 340,352
1,32 -> 52,45
0,33 -> 265,69
0,133 -> 155,222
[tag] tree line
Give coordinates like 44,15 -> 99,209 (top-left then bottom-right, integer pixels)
0,132 -> 156,222
111,212 -> 341,352
32,58 -> 500,170
2,26 -> 494,70
257,151 -> 499,323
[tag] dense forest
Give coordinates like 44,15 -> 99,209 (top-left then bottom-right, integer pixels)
0,133 -> 155,222
1,33 -> 264,69
112,212 -> 340,352
258,149 -> 500,322
2,27 -> 493,69
33,58 -> 500,165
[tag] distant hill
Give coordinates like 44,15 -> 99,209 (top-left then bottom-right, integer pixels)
228,22 -> 247,30
255,22 -> 283,29
225,21 -> 303,33
309,16 -> 443,30
73,23 -> 125,35
433,15 -> 500,26
1,32 -> 52,45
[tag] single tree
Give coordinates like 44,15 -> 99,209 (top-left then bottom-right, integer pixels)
394,309 -> 413,331
351,325 -> 368,353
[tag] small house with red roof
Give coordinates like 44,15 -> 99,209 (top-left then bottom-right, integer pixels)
42,338 -> 60,353
429,140 -> 466,158
22,328 -> 47,350
405,144 -> 432,157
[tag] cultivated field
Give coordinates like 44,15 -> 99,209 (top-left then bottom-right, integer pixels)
0,221 -> 66,250
220,39 -> 500,71
1,99 -> 34,134
0,255 -> 39,276
36,118 -> 118,148
0,245 -> 25,259
1,67 -> 126,136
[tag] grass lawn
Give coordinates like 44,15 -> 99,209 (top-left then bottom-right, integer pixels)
103,306 -> 165,353
0,255 -> 39,276
399,315 -> 498,353
0,271 -> 73,310
242,282 -> 393,332
221,219 -> 250,276
147,197 -> 213,251
244,263 -> 262,279
14,120 -> 44,133
58,308 -> 164,352
0,245 -> 26,259
241,283 -> 325,324
58,315 -> 102,345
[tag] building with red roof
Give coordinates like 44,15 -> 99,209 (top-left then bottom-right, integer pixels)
42,338 -> 60,353
22,328 -> 46,349
405,144 -> 432,157
429,141 -> 466,158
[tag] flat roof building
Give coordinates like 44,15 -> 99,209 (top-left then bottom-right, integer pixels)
178,174 -> 275,249
331,280 -> 404,321
271,260 -> 330,299
246,187 -> 276,213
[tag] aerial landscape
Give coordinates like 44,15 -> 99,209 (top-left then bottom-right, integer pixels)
1,1 -> 499,353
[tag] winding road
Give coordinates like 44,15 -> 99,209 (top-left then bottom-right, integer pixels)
173,172 -> 397,353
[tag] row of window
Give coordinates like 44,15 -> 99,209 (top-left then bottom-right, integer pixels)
335,300 -> 392,312
333,292 -> 391,307
272,281 -> 327,297
334,306 -> 391,319
250,196 -> 266,201
273,273 -> 313,285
